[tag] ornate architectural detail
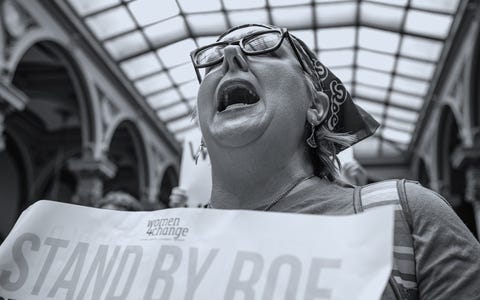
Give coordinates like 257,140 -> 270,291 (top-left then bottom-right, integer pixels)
98,89 -> 119,134
0,79 -> 27,151
1,0 -> 37,60
451,145 -> 480,205
0,107 -> 5,151
67,156 -> 117,206
466,167 -> 480,204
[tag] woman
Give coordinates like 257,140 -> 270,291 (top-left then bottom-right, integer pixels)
189,24 -> 480,299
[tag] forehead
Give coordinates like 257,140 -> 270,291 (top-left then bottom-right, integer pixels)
218,25 -> 272,42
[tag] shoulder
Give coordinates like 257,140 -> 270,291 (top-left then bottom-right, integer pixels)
399,182 -> 480,298
402,181 -> 454,221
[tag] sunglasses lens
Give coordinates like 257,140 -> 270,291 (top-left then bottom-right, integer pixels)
242,31 -> 282,53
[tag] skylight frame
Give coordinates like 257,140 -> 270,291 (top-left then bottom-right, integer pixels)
61,0 -> 464,156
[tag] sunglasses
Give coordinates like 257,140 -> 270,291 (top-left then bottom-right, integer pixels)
190,25 -> 307,83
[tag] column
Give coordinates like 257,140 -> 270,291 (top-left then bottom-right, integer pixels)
466,166 -> 480,238
0,80 -> 29,151
67,156 -> 117,206
0,109 -> 5,152
453,145 -> 480,238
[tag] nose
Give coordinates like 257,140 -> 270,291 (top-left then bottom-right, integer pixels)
223,45 -> 249,73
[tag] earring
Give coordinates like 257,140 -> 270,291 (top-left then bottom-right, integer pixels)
306,123 -> 318,148
194,139 -> 206,165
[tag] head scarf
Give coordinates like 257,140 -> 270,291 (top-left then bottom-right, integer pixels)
218,24 -> 380,151
290,35 -> 380,151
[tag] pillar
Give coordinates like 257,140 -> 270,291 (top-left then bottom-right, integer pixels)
452,146 -> 480,238
0,109 -> 5,152
67,156 -> 117,206
466,166 -> 480,238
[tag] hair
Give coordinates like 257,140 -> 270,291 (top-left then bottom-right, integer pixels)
291,36 -> 356,181
305,124 -> 355,181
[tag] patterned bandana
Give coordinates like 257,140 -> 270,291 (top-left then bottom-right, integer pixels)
217,24 -> 380,151
290,35 -> 380,150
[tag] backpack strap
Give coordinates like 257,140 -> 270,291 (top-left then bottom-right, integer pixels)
353,179 -> 418,300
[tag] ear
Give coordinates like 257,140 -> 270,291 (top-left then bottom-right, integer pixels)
306,91 -> 329,126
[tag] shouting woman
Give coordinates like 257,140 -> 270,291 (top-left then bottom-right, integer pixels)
189,24 -> 480,299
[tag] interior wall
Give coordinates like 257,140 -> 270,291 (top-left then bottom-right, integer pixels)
0,148 -> 20,240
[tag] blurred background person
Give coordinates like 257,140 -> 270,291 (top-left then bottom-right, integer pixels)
96,191 -> 143,211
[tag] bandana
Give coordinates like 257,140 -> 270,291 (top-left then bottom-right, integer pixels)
218,24 -> 380,151
291,36 -> 380,150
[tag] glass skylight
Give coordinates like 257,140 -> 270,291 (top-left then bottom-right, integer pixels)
135,72 -> 171,95
317,27 -> 356,49
272,6 -> 313,28
411,0 -> 460,14
360,2 -> 405,30
319,50 -> 354,67
187,13 -> 228,36
229,9 -> 270,26
147,89 -> 182,110
157,102 -> 190,121
157,39 -> 196,68
63,0 -> 464,158
223,0 -> 266,10
85,6 -> 136,40
178,0 -> 220,13
120,52 -> 162,80
405,10 -> 453,39
128,0 -> 179,26
143,17 -> 188,48
104,31 -> 148,60
315,2 -> 357,27
356,84 -> 389,101
400,36 -> 443,61
69,0 -> 120,16
357,50 -> 396,73
358,27 -> 400,54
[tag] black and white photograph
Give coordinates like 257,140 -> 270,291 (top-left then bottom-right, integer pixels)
0,0 -> 479,299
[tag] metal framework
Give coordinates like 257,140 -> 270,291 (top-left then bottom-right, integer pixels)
59,0 -> 465,160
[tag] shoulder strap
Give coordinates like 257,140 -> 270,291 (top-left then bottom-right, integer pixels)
354,179 -> 419,300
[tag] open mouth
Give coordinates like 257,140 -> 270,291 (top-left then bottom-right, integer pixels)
217,81 -> 260,112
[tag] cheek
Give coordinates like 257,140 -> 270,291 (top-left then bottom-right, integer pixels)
257,61 -> 310,110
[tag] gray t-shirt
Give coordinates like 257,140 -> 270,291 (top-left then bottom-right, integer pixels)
259,177 -> 480,299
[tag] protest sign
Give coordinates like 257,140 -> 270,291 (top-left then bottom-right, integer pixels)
178,128 -> 212,207
0,201 -> 393,300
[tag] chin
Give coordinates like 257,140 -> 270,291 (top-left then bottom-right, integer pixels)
209,107 -> 272,148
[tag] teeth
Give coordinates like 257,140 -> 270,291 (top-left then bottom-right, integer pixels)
218,82 -> 260,112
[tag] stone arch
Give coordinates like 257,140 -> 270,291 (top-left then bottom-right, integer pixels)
8,35 -> 97,151
0,131 -> 32,241
6,40 -> 95,204
157,164 -> 179,208
469,27 -> 480,135
104,119 -> 150,203
436,104 -> 477,236
436,104 -> 461,191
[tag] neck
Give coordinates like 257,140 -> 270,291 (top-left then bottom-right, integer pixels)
209,148 -> 314,209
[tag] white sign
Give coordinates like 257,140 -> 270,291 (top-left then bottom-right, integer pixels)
0,201 -> 393,300
179,128 -> 212,207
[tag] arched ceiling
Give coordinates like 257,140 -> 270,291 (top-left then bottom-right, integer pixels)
59,0 -> 465,161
